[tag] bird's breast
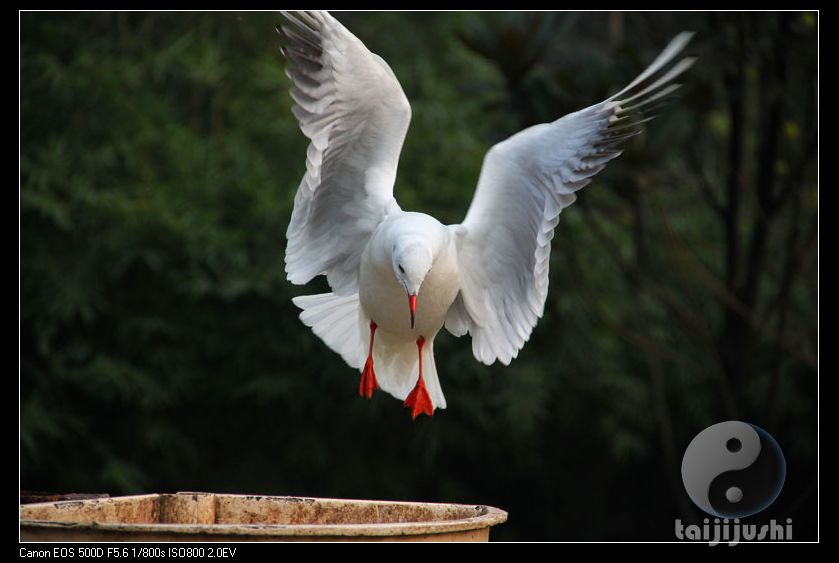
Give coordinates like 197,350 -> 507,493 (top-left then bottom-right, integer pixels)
359,240 -> 460,341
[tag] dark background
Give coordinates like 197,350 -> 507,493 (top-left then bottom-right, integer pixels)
20,11 -> 817,540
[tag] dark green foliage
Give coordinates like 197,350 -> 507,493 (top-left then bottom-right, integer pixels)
21,12 -> 817,539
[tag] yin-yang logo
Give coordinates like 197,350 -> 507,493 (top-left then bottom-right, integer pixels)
681,421 -> 786,519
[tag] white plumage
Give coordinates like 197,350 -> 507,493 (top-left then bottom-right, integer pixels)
279,11 -> 694,418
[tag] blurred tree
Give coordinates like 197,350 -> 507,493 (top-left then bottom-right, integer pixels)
20,11 -> 817,540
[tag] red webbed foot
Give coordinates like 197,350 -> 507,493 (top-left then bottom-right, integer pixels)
359,356 -> 379,398
359,320 -> 379,398
403,376 -> 434,419
403,336 -> 434,419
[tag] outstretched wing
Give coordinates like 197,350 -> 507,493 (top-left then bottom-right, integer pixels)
279,11 -> 411,295
448,32 -> 695,365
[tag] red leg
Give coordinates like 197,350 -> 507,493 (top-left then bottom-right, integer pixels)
359,321 -> 379,398
403,336 -> 434,419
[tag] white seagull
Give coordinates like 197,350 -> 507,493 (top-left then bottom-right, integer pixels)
279,11 -> 694,418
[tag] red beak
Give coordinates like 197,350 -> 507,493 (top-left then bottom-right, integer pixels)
408,293 -> 417,329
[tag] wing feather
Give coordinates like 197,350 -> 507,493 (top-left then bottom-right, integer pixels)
449,33 -> 695,365
280,11 -> 411,295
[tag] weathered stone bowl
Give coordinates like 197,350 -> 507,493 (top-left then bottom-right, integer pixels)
20,492 -> 508,542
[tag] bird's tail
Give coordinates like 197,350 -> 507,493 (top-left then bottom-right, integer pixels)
292,292 -> 366,370
293,291 -> 447,412
372,331 -> 447,411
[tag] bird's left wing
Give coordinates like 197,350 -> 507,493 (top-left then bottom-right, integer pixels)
280,11 -> 411,295
447,32 -> 695,365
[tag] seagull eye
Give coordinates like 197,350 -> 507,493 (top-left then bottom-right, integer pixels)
398,264 -> 405,274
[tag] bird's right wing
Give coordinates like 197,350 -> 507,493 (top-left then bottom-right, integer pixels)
279,11 -> 412,295
447,33 -> 695,365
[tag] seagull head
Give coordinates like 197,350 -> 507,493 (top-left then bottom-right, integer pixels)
392,241 -> 432,329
